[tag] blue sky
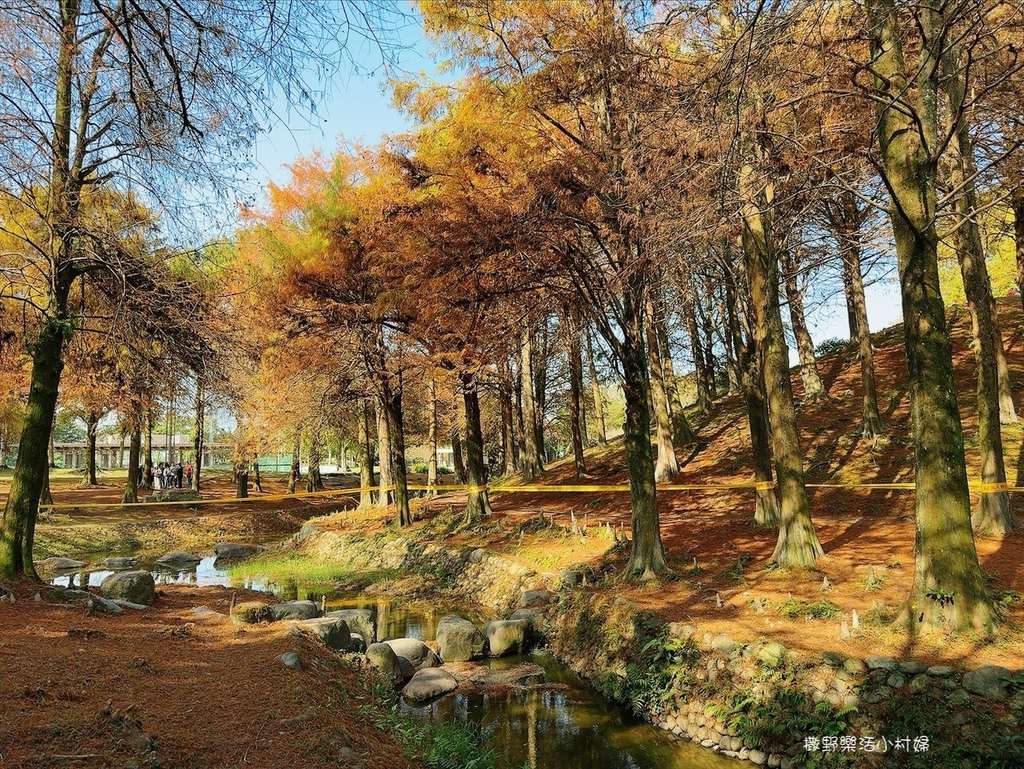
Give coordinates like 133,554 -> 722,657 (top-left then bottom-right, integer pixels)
245,11 -> 903,348
251,12 -> 434,190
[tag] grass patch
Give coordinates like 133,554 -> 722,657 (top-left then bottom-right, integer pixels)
777,598 -> 843,621
226,551 -> 396,594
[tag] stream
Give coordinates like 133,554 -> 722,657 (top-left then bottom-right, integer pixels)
49,558 -> 740,769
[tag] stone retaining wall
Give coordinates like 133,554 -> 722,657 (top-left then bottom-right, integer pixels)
299,525 -> 1024,768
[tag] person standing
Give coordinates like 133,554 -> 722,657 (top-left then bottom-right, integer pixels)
185,461 -> 193,489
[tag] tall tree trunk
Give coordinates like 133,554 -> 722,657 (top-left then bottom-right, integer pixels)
993,315 -> 1017,425
1013,188 -> 1024,321
427,378 -> 438,495
699,292 -> 719,397
376,405 -> 392,504
462,371 -> 493,523
533,321 -> 548,459
520,329 -> 544,479
85,410 -> 99,485
0,0 -> 83,580
727,255 -> 780,527
646,305 -> 679,482
121,423 -> 141,505
498,358 -> 518,477
287,429 -> 301,495
359,400 -> 375,506
684,299 -> 713,413
234,460 -> 248,498
780,249 -> 827,402
0,316 -> 68,580
740,167 -> 823,567
654,308 -> 694,445
617,272 -> 666,578
382,381 -> 411,527
307,429 -> 323,493
565,311 -> 587,477
144,410 -> 153,490
835,193 -> 883,438
585,327 -> 607,447
942,52 -> 1016,536
118,428 -> 126,468
193,384 -> 205,493
867,0 -> 996,634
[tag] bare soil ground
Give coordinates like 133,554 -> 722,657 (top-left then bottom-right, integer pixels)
0,583 -> 418,769
2,301 -> 1023,767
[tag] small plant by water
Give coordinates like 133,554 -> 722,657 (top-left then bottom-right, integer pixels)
357,668 -> 498,769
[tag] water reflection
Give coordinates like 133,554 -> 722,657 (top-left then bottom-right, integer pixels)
405,653 -> 738,769
47,555 -> 270,592
46,565 -> 739,768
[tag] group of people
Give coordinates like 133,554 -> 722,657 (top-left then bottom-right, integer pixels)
136,460 -> 194,490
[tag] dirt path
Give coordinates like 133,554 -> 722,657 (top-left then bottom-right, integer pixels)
0,583 -> 418,769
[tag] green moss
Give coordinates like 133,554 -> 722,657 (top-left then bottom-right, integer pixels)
226,550 -> 396,594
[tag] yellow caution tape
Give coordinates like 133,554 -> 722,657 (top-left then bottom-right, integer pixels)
30,476 -> 1024,513
976,482 -> 1009,493
37,485 -> 392,511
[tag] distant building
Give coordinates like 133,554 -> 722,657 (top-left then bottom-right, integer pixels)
53,434 -> 232,470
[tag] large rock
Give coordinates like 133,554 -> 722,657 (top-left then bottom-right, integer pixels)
435,615 -> 485,662
86,594 -> 124,613
509,608 -> 544,638
271,600 -> 320,621
101,556 -> 138,569
559,569 -> 583,588
366,643 -> 404,684
231,601 -> 274,624
143,489 -> 201,503
402,668 -> 458,702
99,570 -> 155,606
213,542 -> 261,560
155,551 -> 202,567
483,619 -> 529,657
519,590 -> 552,609
384,638 -> 441,671
36,557 -> 86,571
292,617 -> 351,650
326,608 -> 376,644
963,665 -> 1013,701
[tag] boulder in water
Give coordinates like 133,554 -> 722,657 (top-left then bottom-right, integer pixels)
384,638 -> 441,671
483,619 -> 529,657
509,608 -> 544,638
366,642 -> 404,684
155,551 -> 201,567
270,600 -> 320,621
213,542 -> 261,560
435,615 -> 485,662
325,608 -> 375,644
402,668 -> 458,702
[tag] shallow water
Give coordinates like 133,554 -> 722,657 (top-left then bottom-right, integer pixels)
48,562 -> 739,768
48,555 -> 270,592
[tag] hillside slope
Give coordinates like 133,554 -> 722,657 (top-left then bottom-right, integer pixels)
469,297 -> 1024,668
